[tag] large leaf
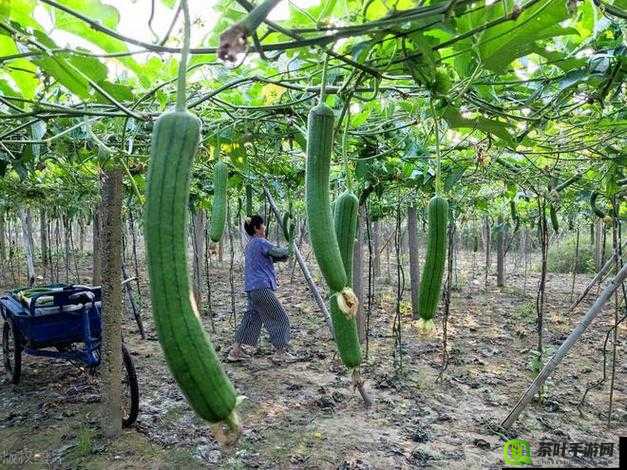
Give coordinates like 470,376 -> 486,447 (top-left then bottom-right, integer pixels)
5,0 -> 40,29
478,0 -> 575,72
96,81 -> 134,103
441,106 -> 514,146
0,35 -> 18,56
49,0 -> 147,84
33,55 -> 90,99
68,55 -> 108,83
7,58 -> 38,99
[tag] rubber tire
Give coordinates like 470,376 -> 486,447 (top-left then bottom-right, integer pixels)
121,344 -> 139,428
2,321 -> 22,385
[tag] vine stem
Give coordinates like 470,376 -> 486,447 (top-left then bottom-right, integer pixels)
430,98 -> 442,194
342,105 -> 353,192
176,0 -> 191,113
319,54 -> 330,105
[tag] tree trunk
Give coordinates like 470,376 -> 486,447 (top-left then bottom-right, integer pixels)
40,209 -> 48,280
0,212 -> 6,263
372,220 -> 380,278
100,169 -> 124,438
496,220 -> 506,287
594,219 -> 603,270
353,206 -> 365,343
484,217 -> 491,287
191,210 -> 206,308
536,202 -> 549,357
92,204 -> 103,285
63,216 -> 71,283
19,208 -> 36,287
78,217 -> 86,256
385,228 -> 392,284
522,228 -> 529,294
407,205 -> 421,319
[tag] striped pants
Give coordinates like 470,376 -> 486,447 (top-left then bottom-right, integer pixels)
234,288 -> 290,348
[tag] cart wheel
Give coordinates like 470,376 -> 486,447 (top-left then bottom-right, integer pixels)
2,321 -> 22,384
121,344 -> 139,428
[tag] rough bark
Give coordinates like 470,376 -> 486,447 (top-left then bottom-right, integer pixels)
594,219 -> 603,270
100,169 -> 124,438
407,205 -> 421,319
0,212 -> 5,262
191,210 -> 206,308
63,216 -> 71,283
483,217 -> 491,287
19,208 -> 36,287
372,220 -> 380,278
496,220 -> 506,287
40,209 -> 48,279
92,203 -> 103,285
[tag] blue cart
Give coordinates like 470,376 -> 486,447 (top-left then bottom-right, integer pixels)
0,284 -> 139,427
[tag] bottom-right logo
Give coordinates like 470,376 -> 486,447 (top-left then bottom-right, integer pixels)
502,438 -> 620,467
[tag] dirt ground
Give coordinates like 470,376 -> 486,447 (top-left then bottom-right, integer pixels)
0,247 -> 624,469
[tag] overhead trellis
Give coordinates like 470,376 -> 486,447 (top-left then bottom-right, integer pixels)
0,0 -> 624,217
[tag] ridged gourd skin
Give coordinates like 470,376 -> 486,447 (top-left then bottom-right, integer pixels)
210,160 -> 228,242
329,294 -> 362,368
305,103 -> 348,292
334,191 -> 358,284
331,191 -> 362,368
549,204 -> 559,233
417,195 -> 449,323
144,112 -> 237,423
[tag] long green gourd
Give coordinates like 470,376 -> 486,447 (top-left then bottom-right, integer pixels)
331,191 -> 362,368
245,185 -> 253,216
416,195 -> 448,332
144,0 -> 240,443
334,191 -> 358,282
305,103 -> 348,293
210,159 -> 228,243
549,204 -> 559,233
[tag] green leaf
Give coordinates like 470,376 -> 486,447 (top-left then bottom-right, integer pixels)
318,0 -> 338,21
575,0 -> 596,38
68,54 -> 108,83
5,0 -> 40,29
440,106 -> 514,146
479,0 -> 575,73
0,79 -> 19,99
0,35 -> 18,56
8,58 -> 38,99
33,55 -> 90,99
49,0 -> 146,84
96,81 -> 133,103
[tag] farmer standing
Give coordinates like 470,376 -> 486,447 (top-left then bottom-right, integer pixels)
227,214 -> 295,364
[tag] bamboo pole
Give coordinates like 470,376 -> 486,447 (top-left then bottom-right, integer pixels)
501,261 -> 627,429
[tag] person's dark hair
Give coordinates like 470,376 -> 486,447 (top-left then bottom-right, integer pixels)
244,214 -> 264,236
